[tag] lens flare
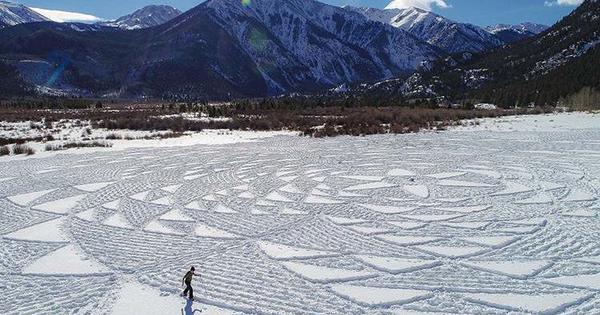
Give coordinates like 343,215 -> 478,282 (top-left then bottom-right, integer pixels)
44,52 -> 71,87
241,0 -> 251,7
46,62 -> 66,87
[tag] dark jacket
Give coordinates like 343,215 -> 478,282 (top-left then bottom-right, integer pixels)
183,271 -> 194,283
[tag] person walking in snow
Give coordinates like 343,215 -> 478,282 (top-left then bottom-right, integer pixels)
182,266 -> 196,300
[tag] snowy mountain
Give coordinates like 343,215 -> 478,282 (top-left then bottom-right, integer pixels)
485,22 -> 549,43
469,0 -> 600,98
0,0 -> 48,28
347,6 -> 503,54
98,5 -> 181,30
486,22 -> 549,35
0,0 -> 441,99
355,0 -> 600,106
336,0 -> 600,106
202,0 -> 440,93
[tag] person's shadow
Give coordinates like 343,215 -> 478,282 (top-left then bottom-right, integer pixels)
182,299 -> 202,314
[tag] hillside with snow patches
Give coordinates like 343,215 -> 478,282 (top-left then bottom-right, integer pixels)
0,112 -> 599,314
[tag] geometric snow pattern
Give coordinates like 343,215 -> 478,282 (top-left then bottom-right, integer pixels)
3,115 -> 600,313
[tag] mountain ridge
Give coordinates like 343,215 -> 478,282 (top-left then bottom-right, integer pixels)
486,22 -> 549,35
98,5 -> 181,30
485,22 -> 549,44
346,6 -> 503,54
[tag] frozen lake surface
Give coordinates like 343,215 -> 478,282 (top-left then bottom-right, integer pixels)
0,112 -> 599,314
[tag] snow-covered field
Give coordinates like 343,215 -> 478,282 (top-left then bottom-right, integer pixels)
0,112 -> 599,314
1,118 -> 277,156
453,111 -> 600,132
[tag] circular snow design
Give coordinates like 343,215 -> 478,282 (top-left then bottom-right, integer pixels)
1,125 -> 599,314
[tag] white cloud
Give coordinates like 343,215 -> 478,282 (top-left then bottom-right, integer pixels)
385,0 -> 451,10
544,0 -> 584,7
31,7 -> 104,23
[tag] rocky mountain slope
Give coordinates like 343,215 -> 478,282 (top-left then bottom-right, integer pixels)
0,0 -> 47,29
347,6 -> 503,53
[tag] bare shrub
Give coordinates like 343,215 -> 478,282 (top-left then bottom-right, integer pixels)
1,99 -> 555,139
12,144 -> 35,155
47,141 -> 112,151
0,136 -> 45,146
62,141 -> 112,149
45,144 -> 66,151
0,145 -> 9,156
105,133 -> 122,140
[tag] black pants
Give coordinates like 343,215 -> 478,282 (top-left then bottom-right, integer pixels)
183,280 -> 193,299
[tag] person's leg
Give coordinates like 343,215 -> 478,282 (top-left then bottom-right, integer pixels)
183,281 -> 190,296
189,284 -> 194,299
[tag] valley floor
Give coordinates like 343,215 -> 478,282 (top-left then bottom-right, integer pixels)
0,112 -> 599,314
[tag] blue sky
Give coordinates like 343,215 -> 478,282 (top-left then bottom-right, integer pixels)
13,0 -> 582,26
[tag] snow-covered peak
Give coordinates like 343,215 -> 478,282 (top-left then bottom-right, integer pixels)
517,22 -> 549,34
486,22 -> 549,35
342,6 -> 401,24
347,5 -> 502,54
394,7 -> 450,30
346,6 -> 441,29
0,0 -> 48,28
99,5 -> 181,30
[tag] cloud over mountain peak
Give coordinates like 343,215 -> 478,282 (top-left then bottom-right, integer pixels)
31,7 -> 103,23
